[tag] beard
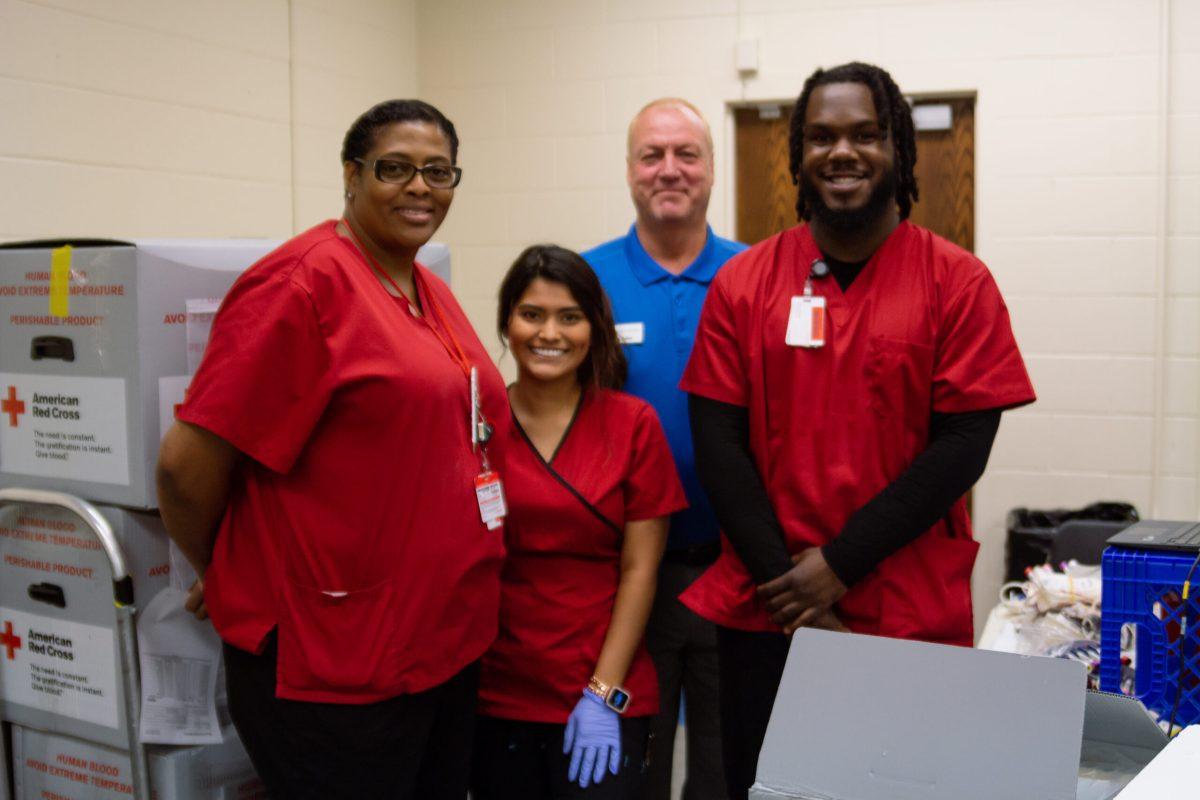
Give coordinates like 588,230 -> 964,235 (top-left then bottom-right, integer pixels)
800,168 -> 898,233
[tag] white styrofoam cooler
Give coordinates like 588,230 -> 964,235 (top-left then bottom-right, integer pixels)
0,239 -> 278,508
0,502 -> 168,749
0,237 -> 451,509
11,723 -> 263,799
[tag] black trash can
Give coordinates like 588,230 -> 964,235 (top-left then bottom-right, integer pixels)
1004,502 -> 1140,581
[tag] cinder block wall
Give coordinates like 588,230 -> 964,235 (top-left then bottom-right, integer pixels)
0,0 -> 1195,636
0,0 -> 418,240
417,0 -> 1200,635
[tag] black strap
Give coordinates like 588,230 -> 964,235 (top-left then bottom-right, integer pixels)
544,461 -> 623,537
821,407 -> 1001,587
512,401 -> 622,537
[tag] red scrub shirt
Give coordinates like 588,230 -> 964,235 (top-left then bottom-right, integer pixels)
680,222 -> 1035,646
178,220 -> 509,703
478,389 -> 687,723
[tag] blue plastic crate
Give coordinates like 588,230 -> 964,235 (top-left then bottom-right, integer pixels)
1100,546 -> 1200,727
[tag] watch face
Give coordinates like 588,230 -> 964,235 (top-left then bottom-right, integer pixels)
607,687 -> 631,713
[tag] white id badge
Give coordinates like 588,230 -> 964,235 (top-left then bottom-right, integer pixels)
615,321 -> 645,345
785,295 -> 827,348
474,471 -> 507,530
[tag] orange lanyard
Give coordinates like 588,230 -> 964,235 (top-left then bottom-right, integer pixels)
340,219 -> 472,379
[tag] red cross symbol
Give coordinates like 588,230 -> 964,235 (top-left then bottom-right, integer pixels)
1,620 -> 21,660
2,386 -> 25,427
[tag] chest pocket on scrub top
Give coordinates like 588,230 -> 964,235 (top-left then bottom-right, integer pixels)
864,336 -> 934,425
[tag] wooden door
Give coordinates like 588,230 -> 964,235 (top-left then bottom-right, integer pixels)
734,97 -> 975,250
906,98 -> 975,251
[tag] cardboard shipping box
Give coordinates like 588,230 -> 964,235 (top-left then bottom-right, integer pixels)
0,502 -> 168,749
0,238 -> 451,509
751,629 -> 1166,800
0,239 -> 278,508
11,723 -> 263,799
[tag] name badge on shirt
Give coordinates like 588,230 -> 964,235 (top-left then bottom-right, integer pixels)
785,296 -> 826,348
475,471 -> 507,530
615,322 -> 645,345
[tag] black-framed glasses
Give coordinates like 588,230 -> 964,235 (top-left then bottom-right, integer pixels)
355,158 -> 463,189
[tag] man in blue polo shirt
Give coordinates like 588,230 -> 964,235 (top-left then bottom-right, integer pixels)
584,98 -> 745,800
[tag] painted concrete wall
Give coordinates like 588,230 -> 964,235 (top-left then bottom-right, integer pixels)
0,0 -> 1194,634
0,0 -> 418,239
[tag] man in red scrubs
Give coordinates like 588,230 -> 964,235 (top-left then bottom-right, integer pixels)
680,62 -> 1035,800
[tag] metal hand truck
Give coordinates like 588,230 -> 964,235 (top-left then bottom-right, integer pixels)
0,487 -> 150,800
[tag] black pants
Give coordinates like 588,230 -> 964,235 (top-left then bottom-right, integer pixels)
715,627 -> 790,800
471,714 -> 651,800
224,631 -> 478,799
638,559 -> 726,800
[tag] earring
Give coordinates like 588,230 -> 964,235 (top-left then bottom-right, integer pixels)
345,191 -> 354,201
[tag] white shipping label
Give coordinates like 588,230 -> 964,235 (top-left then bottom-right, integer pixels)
0,606 -> 119,728
158,375 -> 191,443
0,372 -> 130,485
615,322 -> 645,345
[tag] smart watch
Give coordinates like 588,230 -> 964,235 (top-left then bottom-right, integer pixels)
586,676 -> 631,714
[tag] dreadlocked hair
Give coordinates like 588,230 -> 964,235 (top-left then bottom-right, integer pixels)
788,62 -> 919,222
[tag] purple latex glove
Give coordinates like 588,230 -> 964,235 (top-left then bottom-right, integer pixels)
563,690 -> 621,788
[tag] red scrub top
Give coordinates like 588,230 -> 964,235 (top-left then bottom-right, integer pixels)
478,389 -> 687,723
680,222 -> 1035,646
178,220 -> 509,703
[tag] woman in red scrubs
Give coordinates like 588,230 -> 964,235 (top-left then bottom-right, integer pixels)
156,100 -> 508,799
472,246 -> 687,799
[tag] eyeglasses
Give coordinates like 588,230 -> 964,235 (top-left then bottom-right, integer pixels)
355,158 -> 463,189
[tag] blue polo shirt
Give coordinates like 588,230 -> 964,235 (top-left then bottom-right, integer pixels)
584,224 -> 747,551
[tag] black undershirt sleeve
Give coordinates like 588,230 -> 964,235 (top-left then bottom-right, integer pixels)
820,408 -> 1001,587
689,394 -> 794,584
689,394 -> 1001,589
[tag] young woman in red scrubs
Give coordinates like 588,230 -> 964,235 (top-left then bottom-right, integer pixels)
471,245 -> 687,799
156,100 -> 508,799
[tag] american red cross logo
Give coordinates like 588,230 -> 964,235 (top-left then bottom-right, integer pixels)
1,620 -> 21,660
2,385 -> 26,427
